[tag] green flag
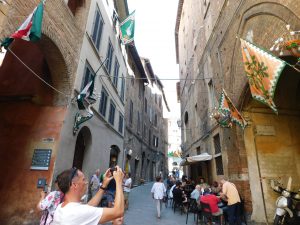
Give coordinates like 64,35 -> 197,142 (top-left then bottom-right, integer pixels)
119,11 -> 135,45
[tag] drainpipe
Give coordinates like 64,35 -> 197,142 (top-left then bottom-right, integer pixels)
253,134 -> 269,225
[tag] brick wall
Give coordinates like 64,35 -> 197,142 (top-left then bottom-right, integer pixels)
177,0 -> 300,219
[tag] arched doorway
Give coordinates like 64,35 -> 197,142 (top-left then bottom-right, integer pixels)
0,37 -> 69,224
109,145 -> 120,167
243,56 -> 300,222
73,126 -> 91,170
141,152 -> 145,178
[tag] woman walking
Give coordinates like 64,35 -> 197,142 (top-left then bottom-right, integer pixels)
151,176 -> 166,219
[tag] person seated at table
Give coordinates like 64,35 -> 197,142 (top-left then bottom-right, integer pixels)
190,185 -> 201,202
172,181 -> 188,212
200,188 -> 223,217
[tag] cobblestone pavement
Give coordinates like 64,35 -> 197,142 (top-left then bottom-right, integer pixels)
123,182 -> 196,225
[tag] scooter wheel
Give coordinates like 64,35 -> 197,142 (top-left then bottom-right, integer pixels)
274,215 -> 283,225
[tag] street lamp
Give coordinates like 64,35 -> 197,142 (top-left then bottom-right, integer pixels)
177,119 -> 182,128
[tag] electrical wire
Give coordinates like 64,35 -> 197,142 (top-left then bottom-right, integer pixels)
7,47 -> 70,98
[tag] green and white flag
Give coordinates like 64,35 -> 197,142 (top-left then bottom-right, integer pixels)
73,80 -> 96,135
1,1 -> 44,49
119,11 -> 135,45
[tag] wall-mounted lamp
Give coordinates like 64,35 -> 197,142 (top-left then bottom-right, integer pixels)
177,119 -> 182,128
127,149 -> 133,156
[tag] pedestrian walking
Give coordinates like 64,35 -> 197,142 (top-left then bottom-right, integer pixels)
123,173 -> 132,210
151,176 -> 166,219
220,177 -> 241,225
89,169 -> 100,198
37,176 -> 64,225
52,166 -> 124,225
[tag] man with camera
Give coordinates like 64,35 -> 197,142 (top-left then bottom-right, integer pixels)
52,166 -> 124,225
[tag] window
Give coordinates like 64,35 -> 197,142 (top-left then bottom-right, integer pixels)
129,100 -> 133,125
67,0 -> 84,15
149,107 -> 152,122
143,123 -> 146,138
144,98 -> 147,113
154,114 -> 157,127
153,136 -> 158,147
215,156 -> 224,175
120,74 -> 125,102
91,6 -> 104,50
196,147 -> 201,155
159,96 -> 162,108
99,87 -> 108,117
155,94 -> 157,103
108,101 -> 116,125
213,134 -> 221,154
105,40 -> 114,74
81,63 -> 95,90
137,112 -> 140,133
138,81 -> 143,98
113,57 -> 119,87
118,113 -> 124,134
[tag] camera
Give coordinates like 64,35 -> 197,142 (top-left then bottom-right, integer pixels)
109,167 -> 117,174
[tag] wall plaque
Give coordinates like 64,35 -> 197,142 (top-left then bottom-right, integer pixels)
31,149 -> 52,170
255,125 -> 276,136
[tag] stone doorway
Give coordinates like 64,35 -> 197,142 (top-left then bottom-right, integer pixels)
73,126 -> 91,170
0,36 -> 69,224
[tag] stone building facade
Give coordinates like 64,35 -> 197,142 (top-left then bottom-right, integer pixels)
124,54 -> 168,185
176,0 -> 300,223
54,0 -> 127,187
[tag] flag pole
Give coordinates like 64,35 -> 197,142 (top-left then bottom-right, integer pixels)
95,57 -> 109,75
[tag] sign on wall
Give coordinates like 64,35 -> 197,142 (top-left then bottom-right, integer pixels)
30,149 -> 52,170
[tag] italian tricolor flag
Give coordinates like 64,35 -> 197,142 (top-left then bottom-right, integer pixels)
1,2 -> 44,49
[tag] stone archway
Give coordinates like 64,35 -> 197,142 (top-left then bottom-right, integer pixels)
0,35 -> 70,224
217,2 -> 300,223
73,126 -> 92,170
242,56 -> 300,222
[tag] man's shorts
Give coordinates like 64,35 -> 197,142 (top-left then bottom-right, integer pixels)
124,191 -> 130,200
212,208 -> 223,216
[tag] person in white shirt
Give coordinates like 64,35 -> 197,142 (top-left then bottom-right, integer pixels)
52,166 -> 124,225
90,169 -> 100,198
123,173 -> 132,210
151,176 -> 166,219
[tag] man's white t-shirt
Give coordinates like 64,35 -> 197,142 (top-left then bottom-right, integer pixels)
52,202 -> 103,225
123,178 -> 132,193
151,182 -> 166,200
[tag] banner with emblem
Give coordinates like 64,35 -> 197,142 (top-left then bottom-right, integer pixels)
120,11 -> 135,45
219,89 -> 247,129
240,38 -> 287,114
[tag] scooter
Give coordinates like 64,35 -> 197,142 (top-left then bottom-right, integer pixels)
271,180 -> 300,225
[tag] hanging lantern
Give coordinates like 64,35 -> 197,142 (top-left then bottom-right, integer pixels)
284,39 -> 300,57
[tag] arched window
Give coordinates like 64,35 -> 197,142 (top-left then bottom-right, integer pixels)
67,0 -> 85,16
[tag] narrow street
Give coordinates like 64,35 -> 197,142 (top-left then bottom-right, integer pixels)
124,183 -> 195,225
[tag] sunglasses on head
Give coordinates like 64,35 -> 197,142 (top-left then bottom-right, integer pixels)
69,167 -> 78,185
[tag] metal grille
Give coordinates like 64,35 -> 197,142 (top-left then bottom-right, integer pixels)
215,156 -> 224,175
213,134 -> 221,154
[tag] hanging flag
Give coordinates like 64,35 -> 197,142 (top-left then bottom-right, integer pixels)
1,1 -> 44,49
73,79 -> 97,135
219,89 -> 247,129
119,11 -> 135,45
240,38 -> 286,113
